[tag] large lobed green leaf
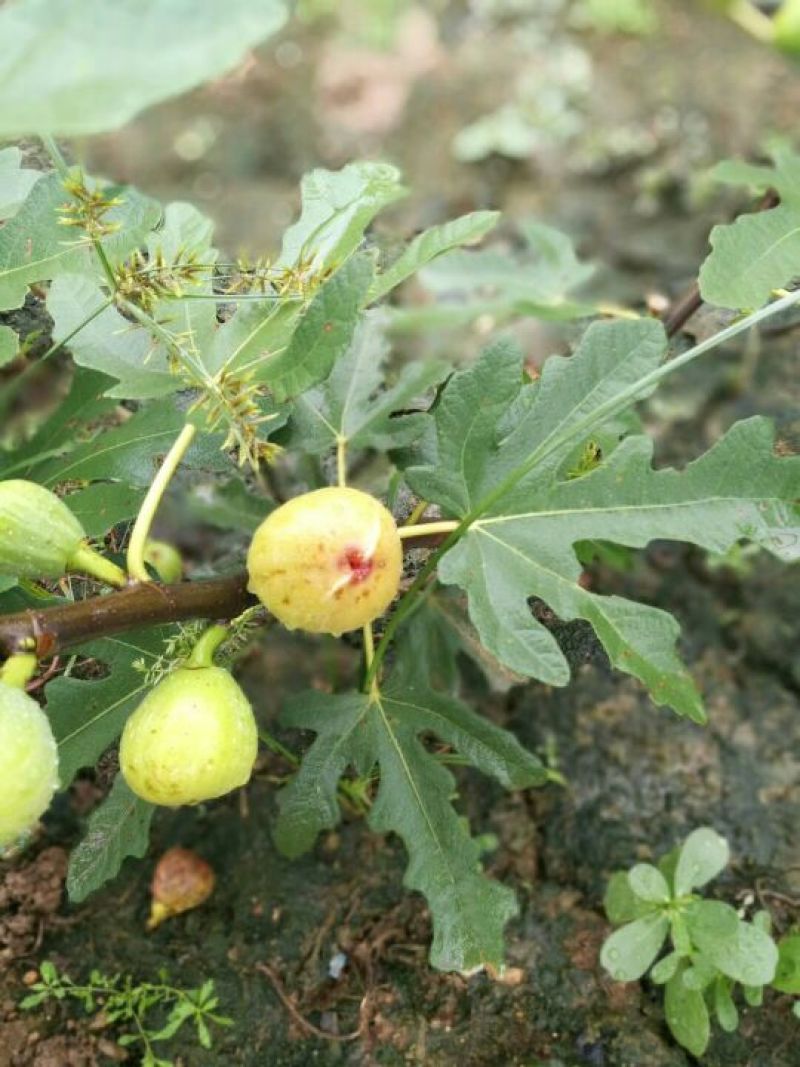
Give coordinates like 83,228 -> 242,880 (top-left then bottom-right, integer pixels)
274,680 -> 546,973
211,163 -> 406,378
699,146 -> 800,309
0,0 -> 287,138
0,171 -> 161,311
407,320 -> 800,720
47,629 -> 174,786
0,146 -> 40,222
31,399 -> 228,488
66,773 -> 154,903
48,202 -> 218,399
285,311 -> 449,456
391,219 -> 595,332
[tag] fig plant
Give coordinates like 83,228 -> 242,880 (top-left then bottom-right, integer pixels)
1,0 -> 799,987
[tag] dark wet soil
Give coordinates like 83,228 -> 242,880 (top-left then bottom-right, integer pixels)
2,2 -> 799,1064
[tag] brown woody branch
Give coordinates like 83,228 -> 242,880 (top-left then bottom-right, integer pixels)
0,531 -> 445,660
0,573 -> 255,659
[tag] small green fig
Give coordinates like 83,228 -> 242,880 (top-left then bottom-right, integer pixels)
0,660 -> 59,849
0,480 -> 125,586
120,658 -> 258,807
144,540 -> 183,584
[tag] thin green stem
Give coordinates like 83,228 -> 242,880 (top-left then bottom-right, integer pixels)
336,435 -> 347,487
186,624 -> 229,669
69,544 -> 127,588
398,520 -> 458,539
365,289 -> 800,689
362,623 -> 378,698
727,0 -> 775,41
127,423 -> 197,582
257,727 -> 300,767
0,653 -> 37,688
403,499 -> 429,526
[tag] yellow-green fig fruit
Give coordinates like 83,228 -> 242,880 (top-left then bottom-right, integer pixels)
246,486 -> 403,635
120,666 -> 258,807
0,479 -> 125,586
0,479 -> 86,579
0,682 -> 59,848
144,540 -> 183,584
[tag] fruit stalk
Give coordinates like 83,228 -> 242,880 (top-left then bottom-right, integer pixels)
126,422 -> 197,582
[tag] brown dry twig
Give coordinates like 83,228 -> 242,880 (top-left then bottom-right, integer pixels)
255,962 -> 366,1043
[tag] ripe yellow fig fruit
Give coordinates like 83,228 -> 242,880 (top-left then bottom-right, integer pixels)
0,672 -> 59,849
246,487 -> 403,635
120,665 -> 258,807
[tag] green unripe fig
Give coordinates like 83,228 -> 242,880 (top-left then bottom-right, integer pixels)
120,665 -> 258,807
0,670 -> 59,849
247,486 -> 403,635
0,480 -> 126,586
0,479 -> 85,579
144,540 -> 183,584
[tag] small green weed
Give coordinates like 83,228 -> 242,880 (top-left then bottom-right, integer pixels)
20,961 -> 232,1067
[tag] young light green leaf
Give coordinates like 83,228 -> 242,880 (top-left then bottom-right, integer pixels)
665,965 -> 710,1057
0,172 -> 161,311
277,162 -> 406,272
682,954 -> 718,991
600,912 -> 669,981
699,147 -> 800,309
275,680 -> 543,972
210,163 -> 405,376
48,202 -> 218,398
48,630 -> 174,785
671,912 -> 692,958
0,0 -> 287,137
66,774 -> 154,903
285,311 -> 449,456
744,983 -> 764,1007
686,901 -> 778,986
368,210 -> 500,303
650,951 -> 680,985
260,254 -> 374,401
0,147 -> 40,222
604,870 -> 658,924
773,933 -> 800,994
714,976 -> 739,1033
674,826 -> 730,896
397,219 -> 594,331
628,863 -> 670,903
47,275 -> 176,398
